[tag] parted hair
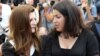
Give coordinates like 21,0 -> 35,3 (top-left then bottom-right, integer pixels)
9,5 -> 40,55
52,0 -> 85,38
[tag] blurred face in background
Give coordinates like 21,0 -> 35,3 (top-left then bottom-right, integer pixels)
26,0 -> 34,5
39,0 -> 46,3
0,4 -> 2,16
81,0 -> 88,4
43,3 -> 49,10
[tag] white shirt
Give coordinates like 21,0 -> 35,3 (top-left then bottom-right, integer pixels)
0,4 -> 11,28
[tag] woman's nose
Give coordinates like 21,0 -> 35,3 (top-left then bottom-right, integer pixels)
53,17 -> 56,23
33,18 -> 37,25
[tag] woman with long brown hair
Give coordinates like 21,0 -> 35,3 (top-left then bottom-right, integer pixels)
0,5 -> 40,56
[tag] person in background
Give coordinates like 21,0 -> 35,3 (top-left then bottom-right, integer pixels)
0,0 -> 11,45
0,1 -> 11,29
39,0 -> 46,3
96,0 -> 100,20
91,0 -> 100,51
13,0 -> 24,6
40,0 -> 99,56
40,2 -> 54,33
90,0 -> 97,19
80,0 -> 95,29
25,0 -> 39,7
0,5 -> 40,56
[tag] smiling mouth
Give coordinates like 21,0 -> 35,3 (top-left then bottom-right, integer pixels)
55,25 -> 59,28
31,27 -> 35,28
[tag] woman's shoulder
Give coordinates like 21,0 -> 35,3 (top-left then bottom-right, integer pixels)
81,29 -> 99,55
40,34 -> 55,46
2,41 -> 15,51
81,29 -> 95,37
40,35 -> 53,42
79,29 -> 98,43
2,41 -> 17,56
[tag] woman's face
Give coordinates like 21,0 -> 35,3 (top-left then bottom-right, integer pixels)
53,10 -> 65,32
29,12 -> 37,33
81,0 -> 87,3
27,0 -> 34,5
40,0 -> 46,3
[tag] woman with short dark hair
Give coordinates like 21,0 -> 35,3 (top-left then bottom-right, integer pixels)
40,0 -> 99,56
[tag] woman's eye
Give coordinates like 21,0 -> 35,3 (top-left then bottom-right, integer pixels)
56,16 -> 61,19
30,18 -> 33,22
57,16 -> 61,18
54,14 -> 61,18
34,18 -> 37,21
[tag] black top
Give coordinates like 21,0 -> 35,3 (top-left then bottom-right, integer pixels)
2,41 -> 38,56
40,29 -> 99,56
91,20 -> 100,50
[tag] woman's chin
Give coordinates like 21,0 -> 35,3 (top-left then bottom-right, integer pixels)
32,29 -> 35,33
56,29 -> 62,32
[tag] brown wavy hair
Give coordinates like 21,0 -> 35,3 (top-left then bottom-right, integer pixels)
9,5 -> 40,55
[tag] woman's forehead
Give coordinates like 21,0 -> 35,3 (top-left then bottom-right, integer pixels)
53,9 -> 61,15
29,9 -> 39,24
